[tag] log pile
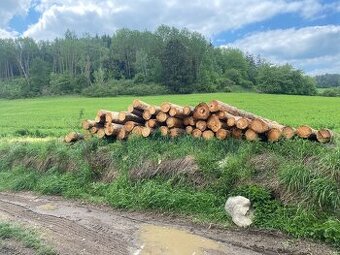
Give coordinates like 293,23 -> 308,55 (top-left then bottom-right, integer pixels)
65,99 -> 333,143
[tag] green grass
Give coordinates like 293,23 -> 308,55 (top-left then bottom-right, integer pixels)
0,136 -> 339,247
0,221 -> 56,255
0,93 -> 339,137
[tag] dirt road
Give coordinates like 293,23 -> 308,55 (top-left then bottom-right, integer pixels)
0,192 -> 335,255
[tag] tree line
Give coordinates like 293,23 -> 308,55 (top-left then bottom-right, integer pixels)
0,25 -> 318,99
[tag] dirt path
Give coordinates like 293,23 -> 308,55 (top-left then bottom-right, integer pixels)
0,192 -> 335,255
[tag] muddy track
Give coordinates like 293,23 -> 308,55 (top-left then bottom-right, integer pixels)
0,192 -> 335,255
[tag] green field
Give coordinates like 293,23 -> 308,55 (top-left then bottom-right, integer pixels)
1,93 -> 340,137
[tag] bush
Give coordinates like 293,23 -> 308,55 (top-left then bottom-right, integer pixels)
82,80 -> 170,97
320,87 -> 340,97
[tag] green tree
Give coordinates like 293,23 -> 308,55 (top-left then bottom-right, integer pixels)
161,39 -> 193,93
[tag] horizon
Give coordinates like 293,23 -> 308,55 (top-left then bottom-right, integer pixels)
1,0 -> 339,75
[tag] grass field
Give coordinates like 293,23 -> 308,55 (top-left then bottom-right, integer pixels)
0,92 -> 340,137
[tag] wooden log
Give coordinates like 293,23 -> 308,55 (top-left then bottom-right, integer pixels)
282,126 -> 296,139
128,105 -> 143,117
105,123 -> 124,136
235,117 -> 251,130
183,106 -> 194,116
97,128 -> 106,139
250,118 -> 284,134
216,129 -> 230,140
142,110 -> 153,120
169,128 -> 185,138
95,110 -> 110,123
186,126 -> 194,134
267,128 -> 282,142
202,130 -> 215,140
218,111 -> 237,126
142,127 -> 154,137
245,129 -> 259,141
82,120 -> 96,130
296,125 -> 317,139
195,120 -> 207,131
156,112 -> 169,123
161,102 -> 182,113
132,99 -> 150,111
166,117 -> 184,128
131,126 -> 143,136
316,129 -> 333,143
193,103 -> 210,120
117,128 -> 129,140
90,126 -> 99,134
207,114 -> 227,132
105,111 -> 122,124
183,116 -> 196,126
208,100 -> 257,120
192,128 -> 202,138
231,128 -> 243,139
64,132 -> 84,143
169,106 -> 187,118
145,119 -> 160,128
124,121 -> 142,132
119,111 -> 144,123
160,126 -> 169,136
148,105 -> 161,115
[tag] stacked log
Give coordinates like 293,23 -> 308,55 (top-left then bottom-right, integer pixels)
65,99 -> 333,143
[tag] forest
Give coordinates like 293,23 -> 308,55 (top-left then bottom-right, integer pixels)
0,25 -> 319,99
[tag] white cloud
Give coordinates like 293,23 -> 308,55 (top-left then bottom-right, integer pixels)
0,28 -> 19,39
23,0 -> 326,40
225,25 -> 340,74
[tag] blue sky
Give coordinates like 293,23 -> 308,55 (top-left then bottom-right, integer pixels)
0,0 -> 340,75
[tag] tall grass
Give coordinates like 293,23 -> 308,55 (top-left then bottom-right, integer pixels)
0,136 -> 339,247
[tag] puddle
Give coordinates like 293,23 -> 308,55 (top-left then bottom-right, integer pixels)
136,224 -> 224,255
38,203 -> 57,211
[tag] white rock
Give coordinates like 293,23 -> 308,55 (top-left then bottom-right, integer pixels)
225,196 -> 252,227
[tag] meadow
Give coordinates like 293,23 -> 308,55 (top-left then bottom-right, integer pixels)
0,93 -> 339,249
0,92 -> 340,137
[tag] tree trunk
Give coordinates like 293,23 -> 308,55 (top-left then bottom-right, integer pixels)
245,129 -> 259,141
193,103 -> 210,120
296,125 -> 317,139
124,121 -> 142,132
192,129 -> 202,138
186,126 -> 194,134
166,117 -> 184,128
216,129 -> 230,140
316,129 -> 333,143
195,120 -> 207,131
128,105 -> 144,117
105,123 -> 124,136
169,128 -> 185,138
161,102 -> 183,113
64,132 -> 84,143
82,120 -> 96,130
160,126 -> 169,136
118,111 -> 144,123
133,99 -> 150,111
202,130 -> 215,140
207,114 -> 227,132
282,126 -> 295,139
156,112 -> 169,123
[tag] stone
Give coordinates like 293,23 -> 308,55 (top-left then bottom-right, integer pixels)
225,196 -> 252,227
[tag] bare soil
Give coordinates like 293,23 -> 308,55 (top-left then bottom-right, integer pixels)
0,192 -> 336,255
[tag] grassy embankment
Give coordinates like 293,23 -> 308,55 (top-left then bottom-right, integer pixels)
0,221 -> 56,254
0,93 -> 339,248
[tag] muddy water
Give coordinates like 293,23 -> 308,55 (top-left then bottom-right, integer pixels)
137,224 -> 224,255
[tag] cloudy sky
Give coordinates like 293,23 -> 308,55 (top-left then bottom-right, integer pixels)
0,0 -> 339,75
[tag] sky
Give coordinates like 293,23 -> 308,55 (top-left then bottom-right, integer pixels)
0,0 -> 339,75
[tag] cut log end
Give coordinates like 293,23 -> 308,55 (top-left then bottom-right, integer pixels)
193,103 -> 210,120
169,128 -> 185,138
236,118 -> 250,130
82,120 -> 96,130
186,126 -> 194,134
202,130 -> 215,140
250,118 -> 270,133
317,129 -> 333,143
156,112 -> 168,123
160,126 -> 169,136
142,127 -> 154,138
267,128 -> 282,142
64,132 -> 84,143
192,129 -> 202,138
216,129 -> 230,140
245,129 -> 259,141
282,126 -> 296,139
296,125 -> 316,139
196,120 -> 207,131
